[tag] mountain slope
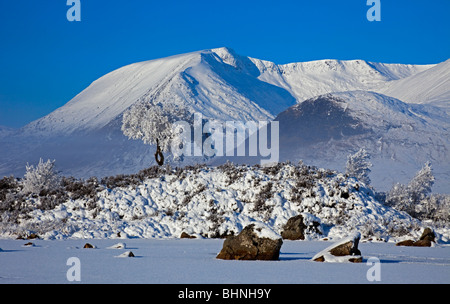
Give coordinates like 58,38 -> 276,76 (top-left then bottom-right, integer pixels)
274,91 -> 450,193
379,59 -> 450,111
0,47 -> 446,190
251,57 -> 434,103
23,48 -> 296,136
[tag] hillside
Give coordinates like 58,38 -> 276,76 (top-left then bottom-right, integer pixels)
274,91 -> 450,193
2,162 -> 440,242
380,59 -> 450,112
251,56 -> 433,103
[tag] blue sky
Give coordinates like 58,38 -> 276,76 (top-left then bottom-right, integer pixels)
0,0 -> 449,128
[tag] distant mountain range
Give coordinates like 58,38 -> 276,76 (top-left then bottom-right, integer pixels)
1,47 -> 448,193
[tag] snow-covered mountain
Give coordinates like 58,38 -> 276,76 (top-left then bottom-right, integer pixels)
251,56 -> 433,103
0,47 -> 447,193
273,91 -> 450,193
18,47 -> 435,136
22,48 -> 296,136
0,125 -> 14,138
379,59 -> 450,112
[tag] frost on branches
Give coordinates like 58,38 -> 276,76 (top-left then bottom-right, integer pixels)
345,148 -> 372,185
386,162 -> 442,221
22,158 -> 60,195
121,101 -> 192,166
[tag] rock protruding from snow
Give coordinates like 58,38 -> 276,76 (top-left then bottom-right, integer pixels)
115,251 -> 135,258
216,223 -> 283,261
312,232 -> 362,263
396,227 -> 436,247
107,242 -> 126,249
419,227 -> 436,243
281,214 -> 321,240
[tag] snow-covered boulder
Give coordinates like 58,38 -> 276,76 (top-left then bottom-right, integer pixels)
107,242 -> 127,249
312,232 -> 362,263
115,251 -> 135,258
216,223 -> 282,260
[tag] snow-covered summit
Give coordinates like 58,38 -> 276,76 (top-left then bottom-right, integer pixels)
20,47 -> 435,137
22,47 -> 296,136
251,56 -> 433,103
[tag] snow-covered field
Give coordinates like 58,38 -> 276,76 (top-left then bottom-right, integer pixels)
1,161 -> 449,285
1,238 -> 449,284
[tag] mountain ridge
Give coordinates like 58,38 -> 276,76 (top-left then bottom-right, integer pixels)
0,47 -> 448,193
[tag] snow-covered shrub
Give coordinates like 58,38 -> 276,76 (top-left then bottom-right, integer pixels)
22,159 -> 61,196
0,176 -> 19,201
0,176 -> 27,215
345,148 -> 372,185
407,161 -> 434,205
386,162 -> 440,221
416,194 -> 450,224
62,176 -> 100,201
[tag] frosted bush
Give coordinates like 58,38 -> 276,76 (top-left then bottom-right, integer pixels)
22,158 -> 61,195
345,148 -> 372,185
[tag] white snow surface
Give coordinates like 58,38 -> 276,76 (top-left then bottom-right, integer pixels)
251,57 -> 433,104
380,59 -> 450,111
0,238 -> 449,283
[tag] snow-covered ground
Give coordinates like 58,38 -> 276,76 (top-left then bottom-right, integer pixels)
0,238 -> 449,284
3,163 -> 446,242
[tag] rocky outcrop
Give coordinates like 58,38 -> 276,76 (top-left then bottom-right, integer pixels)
216,223 -> 283,261
312,232 -> 362,263
396,227 -> 435,247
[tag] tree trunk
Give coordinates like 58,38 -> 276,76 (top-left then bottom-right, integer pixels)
154,139 -> 165,166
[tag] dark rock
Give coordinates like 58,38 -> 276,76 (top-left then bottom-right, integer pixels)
180,232 -> 196,239
413,239 -> 432,247
419,227 -> 435,242
397,228 -> 435,247
216,224 -> 283,261
396,240 -> 415,246
83,243 -> 94,249
281,215 -> 306,240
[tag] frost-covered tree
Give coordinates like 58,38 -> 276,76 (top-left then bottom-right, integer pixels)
386,162 -> 435,219
121,101 -> 191,166
22,158 -> 60,195
345,148 -> 372,185
407,161 -> 434,205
